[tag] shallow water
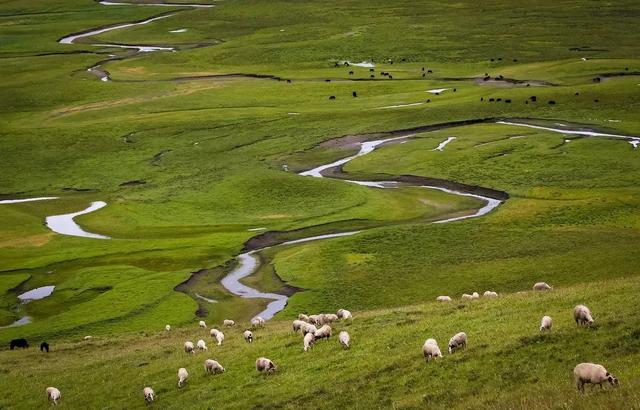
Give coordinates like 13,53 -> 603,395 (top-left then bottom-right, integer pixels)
59,14 -> 175,45
0,316 -> 31,329
18,286 -> 55,302
46,201 -> 110,239
0,197 -> 58,204
433,137 -> 456,151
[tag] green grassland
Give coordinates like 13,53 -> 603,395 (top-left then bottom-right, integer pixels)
1,0 -> 639,407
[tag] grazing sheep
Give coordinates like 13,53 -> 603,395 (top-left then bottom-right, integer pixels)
533,282 -> 552,291
436,296 -> 452,302
462,293 -> 479,300
472,292 -> 480,299
298,313 -> 310,322
339,331 -> 350,349
574,305 -> 595,326
223,319 -> 235,327
199,320 -> 206,328
308,315 -> 321,326
574,363 -> 619,392
215,331 -> 225,346
184,341 -> 195,354
197,339 -> 208,351
251,316 -> 265,328
10,338 -> 28,350
244,330 -> 253,343
46,387 -> 61,405
448,332 -> 467,354
337,309 -> 352,320
204,359 -> 225,374
256,357 -> 276,373
422,338 -> 442,361
314,325 -> 332,341
165,324 -> 171,331
303,332 -> 315,352
84,336 -> 93,341
143,387 -> 154,403
177,368 -> 189,388
40,342 -> 49,353
210,328 -> 220,338
540,315 -> 553,332
301,322 -> 318,336
292,320 -> 306,332
321,313 -> 339,325
483,291 -> 498,298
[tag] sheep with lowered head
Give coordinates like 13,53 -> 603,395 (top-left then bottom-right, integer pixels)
177,368 -> 189,388
574,363 -> 619,392
436,296 -> 452,302
184,341 -> 195,354
210,328 -> 220,338
448,332 -> 467,354
574,305 -> 595,326
204,359 -> 225,374
303,332 -> 315,352
339,331 -> 350,349
215,331 -> 225,346
533,282 -> 552,291
46,387 -> 61,405
143,387 -> 154,403
197,339 -> 208,351
165,324 -> 171,331
223,319 -> 235,327
251,316 -> 265,328
301,322 -> 318,336
314,325 -> 332,341
422,338 -> 442,361
483,291 -> 498,298
321,313 -> 339,325
292,319 -> 306,332
244,330 -> 253,343
199,320 -> 207,328
308,314 -> 321,326
256,357 -> 276,373
298,313 -> 310,322
337,309 -> 352,320
540,316 -> 552,332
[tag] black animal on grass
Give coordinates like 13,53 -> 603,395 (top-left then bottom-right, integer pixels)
422,73 -> 426,77
453,88 -> 457,92
10,339 -> 29,350
369,68 -> 374,72
40,342 -> 49,353
548,100 -> 556,105
352,91 -> 357,97
593,77 -> 601,83
575,92 -> 580,96
526,83 -> 531,87
496,98 -> 502,101
334,62 -> 339,67
529,96 -> 537,102
427,69 -> 433,73
426,99 -> 431,103
370,74 -> 375,78
489,98 -> 495,102
286,79 -> 291,83
480,97 -> 484,101
505,99 -> 511,103
483,76 -> 491,81
329,96 -> 336,100
422,67 -> 425,71
349,71 -> 354,75
325,79 -> 331,82
594,99 -> 599,103
388,75 -> 393,79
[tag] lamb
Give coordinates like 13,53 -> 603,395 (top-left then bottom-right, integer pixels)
574,305 -> 595,326
574,363 -> 619,392
251,316 -> 265,328
256,357 -> 276,373
244,330 -> 253,343
292,320 -> 306,332
337,309 -> 352,320
177,368 -> 189,388
301,322 -> 318,336
436,296 -> 452,302
338,331 -> 350,349
143,387 -> 154,403
204,359 -> 225,374
540,315 -> 553,332
483,291 -> 498,298
303,332 -> 315,352
215,331 -> 225,346
448,332 -> 467,354
184,341 -> 195,354
223,319 -> 235,327
46,387 -> 61,405
298,313 -> 310,322
199,320 -> 206,328
422,338 -> 442,361
197,339 -> 208,351
314,325 -> 332,341
533,282 -> 552,291
165,324 -> 171,331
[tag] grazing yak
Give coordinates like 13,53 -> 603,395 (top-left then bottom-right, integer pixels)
10,339 -> 28,350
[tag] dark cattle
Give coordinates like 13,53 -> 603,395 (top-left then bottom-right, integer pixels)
498,57 -> 502,61
435,92 -> 439,95
388,75 -> 393,79
625,67 -> 629,71
369,68 -> 374,72
513,59 -> 518,62
491,58 -> 495,62
496,98 -> 502,101
505,99 -> 511,103
334,62 -> 339,67
548,100 -> 556,105
526,83 -> 531,87
426,99 -> 431,103
529,96 -> 537,102
525,101 -> 529,104
498,75 -> 504,80
352,91 -> 357,97
329,96 -> 336,100
593,77 -> 601,83
390,61 -> 394,65
453,88 -> 457,92
370,74 -> 375,78
484,73 -> 489,76
575,92 -> 580,96
349,71 -> 354,75
489,98 -> 495,102
401,58 -> 406,62
10,339 -> 28,350
344,62 -> 350,66
286,79 -> 292,83
594,99 -> 599,102
480,97 -> 484,101
422,67 -> 425,71
427,69 -> 433,73
325,79 -> 331,82
40,342 -> 49,353
483,76 -> 491,81
422,73 -> 426,77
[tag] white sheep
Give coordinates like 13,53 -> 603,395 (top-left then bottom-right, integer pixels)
223,319 -> 235,327
292,319 -> 306,332
298,313 -> 310,322
321,313 -> 339,324
422,338 -> 442,361
461,293 -> 474,300
574,363 -> 619,392
199,320 -> 206,328
308,314 -> 321,326
574,305 -> 594,326
143,387 -> 154,403
210,328 -> 220,338
483,291 -> 498,298
244,330 -> 253,343
533,282 -> 552,291
338,331 -> 350,349
83,336 -> 93,341
303,332 -> 315,352
184,341 -> 195,354
251,316 -> 265,328
215,331 -> 225,346
256,357 -> 276,373
314,325 -> 332,340
46,387 -> 61,405
204,359 -> 225,374
177,368 -> 189,388
472,292 -> 480,299
436,296 -> 452,302
197,339 -> 208,351
301,322 -> 318,336
540,316 -> 553,332
165,324 -> 171,331
448,332 -> 467,354
337,309 -> 352,320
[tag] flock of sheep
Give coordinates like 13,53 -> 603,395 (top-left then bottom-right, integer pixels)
42,282 -> 618,405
